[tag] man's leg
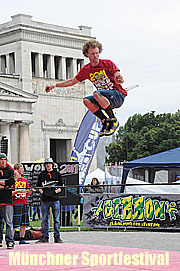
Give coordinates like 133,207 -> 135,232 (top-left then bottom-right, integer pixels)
83,97 -> 108,137
41,202 -> 50,239
4,205 -> 14,248
18,204 -> 30,244
37,206 -> 41,220
83,97 -> 104,118
51,201 -> 63,243
36,202 -> 50,243
0,206 -> 4,246
19,204 -> 29,244
20,226 -> 26,238
92,92 -> 119,136
19,225 -> 29,244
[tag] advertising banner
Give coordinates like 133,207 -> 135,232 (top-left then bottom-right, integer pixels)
70,110 -> 102,190
83,193 -> 180,230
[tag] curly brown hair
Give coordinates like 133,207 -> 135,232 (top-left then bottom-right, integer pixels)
82,39 -> 103,57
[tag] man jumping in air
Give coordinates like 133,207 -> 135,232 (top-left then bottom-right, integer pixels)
45,39 -> 127,137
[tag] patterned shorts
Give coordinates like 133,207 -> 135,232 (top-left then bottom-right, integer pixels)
13,204 -> 29,228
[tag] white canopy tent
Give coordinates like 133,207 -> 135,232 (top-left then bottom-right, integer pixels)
84,168 -> 120,193
85,168 -> 180,194
125,177 -> 180,194
84,168 -> 107,186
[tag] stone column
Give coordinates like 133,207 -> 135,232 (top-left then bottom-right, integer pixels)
57,56 -> 62,79
19,122 -> 31,162
6,54 -> 9,74
0,56 -> 1,72
10,123 -> 19,164
0,121 -> 12,161
46,137 -> 50,158
66,139 -> 72,161
61,57 -> 66,80
73,58 -> 77,77
38,53 -> 43,78
50,55 -> 55,79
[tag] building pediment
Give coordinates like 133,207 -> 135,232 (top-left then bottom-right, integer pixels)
0,81 -> 38,103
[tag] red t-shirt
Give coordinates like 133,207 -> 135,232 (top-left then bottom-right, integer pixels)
76,59 -> 127,96
13,177 -> 29,205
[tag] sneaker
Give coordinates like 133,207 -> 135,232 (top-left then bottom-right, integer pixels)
36,236 -> 49,243
54,236 -> 63,243
99,119 -> 108,137
7,242 -> 14,249
104,118 -> 119,136
19,239 -> 29,245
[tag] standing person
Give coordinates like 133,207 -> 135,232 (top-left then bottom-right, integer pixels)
0,153 -> 17,249
45,39 -> 126,137
0,213 -> 4,247
12,163 -> 34,245
37,158 -> 63,243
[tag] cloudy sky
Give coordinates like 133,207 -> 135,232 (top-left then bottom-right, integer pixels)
1,0 -> 180,125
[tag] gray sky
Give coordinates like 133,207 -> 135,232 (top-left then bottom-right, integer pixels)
1,0 -> 180,125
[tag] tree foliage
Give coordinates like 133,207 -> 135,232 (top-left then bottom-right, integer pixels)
105,111 -> 180,163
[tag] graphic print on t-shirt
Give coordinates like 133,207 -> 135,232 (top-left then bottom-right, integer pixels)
42,179 -> 58,187
14,179 -> 27,200
89,69 -> 114,90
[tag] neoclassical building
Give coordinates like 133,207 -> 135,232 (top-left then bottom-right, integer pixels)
0,14 -> 94,164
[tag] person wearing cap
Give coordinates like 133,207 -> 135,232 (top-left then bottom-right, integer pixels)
0,153 -> 18,249
37,158 -> 63,243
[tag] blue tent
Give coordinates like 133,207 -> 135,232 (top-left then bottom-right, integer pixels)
121,147 -> 180,192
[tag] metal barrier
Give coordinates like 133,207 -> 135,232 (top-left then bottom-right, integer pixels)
29,204 -> 81,230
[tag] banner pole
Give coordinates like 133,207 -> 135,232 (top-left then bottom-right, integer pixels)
78,204 -> 81,232
125,84 -> 139,91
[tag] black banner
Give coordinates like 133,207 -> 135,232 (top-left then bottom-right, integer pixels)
83,193 -> 180,230
22,162 -> 79,206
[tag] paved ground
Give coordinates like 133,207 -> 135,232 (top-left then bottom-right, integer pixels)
61,230 -> 180,251
0,230 -> 179,270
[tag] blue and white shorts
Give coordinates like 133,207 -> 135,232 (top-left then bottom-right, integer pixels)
13,204 -> 29,228
85,89 -> 125,109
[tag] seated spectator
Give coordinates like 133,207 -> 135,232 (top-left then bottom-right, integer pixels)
12,163 -> 34,245
83,177 -> 104,193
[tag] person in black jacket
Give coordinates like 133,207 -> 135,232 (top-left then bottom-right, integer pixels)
37,158 -> 63,243
0,153 -> 17,249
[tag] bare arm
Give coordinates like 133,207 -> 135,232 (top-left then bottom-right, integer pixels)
45,77 -> 79,93
26,188 -> 35,195
114,71 -> 124,85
